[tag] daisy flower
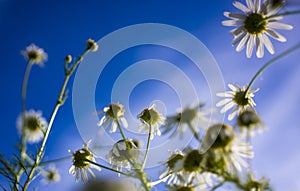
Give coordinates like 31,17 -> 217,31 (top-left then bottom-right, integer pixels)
163,104 -> 211,140
236,109 -> 264,137
216,84 -> 259,120
172,150 -> 213,188
159,149 -> 184,185
202,124 -> 254,174
41,165 -> 61,184
97,103 -> 128,133
86,38 -> 98,52
106,139 -> 142,173
222,0 -> 293,58
138,104 -> 165,140
21,44 -> 48,65
69,142 -> 101,183
16,110 -> 47,143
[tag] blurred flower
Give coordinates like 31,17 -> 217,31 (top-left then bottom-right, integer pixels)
86,38 -> 98,52
97,103 -> 128,133
162,104 -> 211,139
202,124 -> 254,174
64,55 -> 72,64
173,150 -> 213,188
41,165 -> 61,184
236,109 -> 264,136
245,173 -> 271,191
138,104 -> 165,139
159,149 -> 184,184
80,179 -> 140,191
216,84 -> 259,120
16,110 -> 47,143
106,139 -> 142,173
222,0 -> 293,58
166,184 -> 195,191
69,142 -> 101,183
21,44 -> 47,65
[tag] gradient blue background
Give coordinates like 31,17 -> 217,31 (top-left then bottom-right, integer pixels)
1,0 -> 300,190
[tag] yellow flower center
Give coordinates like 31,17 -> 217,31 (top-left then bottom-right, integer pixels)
73,148 -> 93,169
139,107 -> 161,125
244,13 -> 267,35
25,116 -> 40,131
209,124 -> 234,149
106,103 -> 125,119
233,90 -> 249,106
183,150 -> 203,172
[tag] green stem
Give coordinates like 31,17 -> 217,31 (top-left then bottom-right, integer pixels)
85,159 -> 131,177
115,119 -> 127,142
141,124 -> 152,171
22,49 -> 89,191
187,122 -> 201,143
245,42 -> 300,94
15,62 -> 33,189
266,10 -> 300,20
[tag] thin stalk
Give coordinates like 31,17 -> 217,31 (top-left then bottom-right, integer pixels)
141,124 -> 152,171
245,42 -> 300,94
266,10 -> 300,20
15,62 -> 33,189
115,119 -> 127,142
85,159 -> 131,177
22,49 -> 89,190
187,122 -> 201,143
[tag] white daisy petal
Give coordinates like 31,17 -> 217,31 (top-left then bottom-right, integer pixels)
216,98 -> 232,107
266,29 -> 287,42
256,35 -> 264,58
246,0 -> 254,10
261,34 -> 274,54
224,12 -> 247,20
246,35 -> 255,58
236,33 -> 250,52
254,0 -> 261,12
222,19 -> 244,26
268,22 -> 293,30
233,1 -> 251,13
221,101 -> 236,113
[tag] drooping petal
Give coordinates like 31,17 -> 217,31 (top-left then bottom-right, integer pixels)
256,35 -> 264,58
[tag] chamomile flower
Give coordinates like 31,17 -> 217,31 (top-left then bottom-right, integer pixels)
222,0 -> 293,58
163,104 -> 211,139
97,103 -> 128,133
138,104 -> 165,140
16,110 -> 47,143
203,124 -> 254,174
106,139 -> 142,173
159,149 -> 184,185
173,150 -> 213,188
86,38 -> 98,52
69,142 -> 101,183
41,165 -> 61,184
21,44 -> 47,65
236,109 -> 264,136
216,84 -> 259,120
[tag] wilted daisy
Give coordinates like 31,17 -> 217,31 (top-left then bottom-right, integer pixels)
236,109 -> 264,136
97,103 -> 128,133
163,104 -> 211,140
106,139 -> 142,172
69,142 -> 101,183
159,149 -> 184,185
138,104 -> 165,140
216,84 -> 259,120
203,124 -> 254,174
16,110 -> 47,143
21,44 -> 48,65
41,165 -> 61,184
222,0 -> 293,58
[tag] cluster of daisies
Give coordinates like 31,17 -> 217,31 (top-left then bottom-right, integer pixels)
6,0 -> 297,190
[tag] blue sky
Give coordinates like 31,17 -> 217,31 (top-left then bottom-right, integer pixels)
1,0 -> 300,190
